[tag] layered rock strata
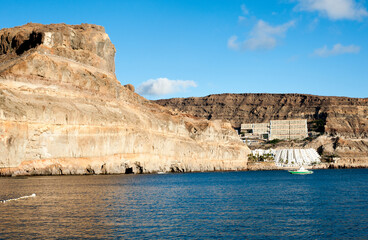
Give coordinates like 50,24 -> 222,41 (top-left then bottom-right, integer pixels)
156,93 -> 368,168
0,23 -> 249,176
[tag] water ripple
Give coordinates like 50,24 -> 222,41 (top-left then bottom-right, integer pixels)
0,169 -> 367,239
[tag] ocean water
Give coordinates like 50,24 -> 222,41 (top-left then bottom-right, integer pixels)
0,169 -> 368,239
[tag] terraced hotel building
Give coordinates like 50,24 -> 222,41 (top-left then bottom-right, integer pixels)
241,119 -> 308,141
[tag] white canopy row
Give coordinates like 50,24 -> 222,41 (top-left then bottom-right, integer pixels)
251,148 -> 321,167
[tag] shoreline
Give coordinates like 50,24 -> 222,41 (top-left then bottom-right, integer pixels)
247,162 -> 368,171
1,163 -> 367,178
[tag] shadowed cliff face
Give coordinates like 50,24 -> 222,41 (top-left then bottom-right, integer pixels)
0,23 -> 250,176
155,94 -> 368,167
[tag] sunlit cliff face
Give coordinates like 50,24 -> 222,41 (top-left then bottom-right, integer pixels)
0,23 -> 250,176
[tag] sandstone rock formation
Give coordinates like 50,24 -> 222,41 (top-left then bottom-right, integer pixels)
0,23 -> 249,176
156,93 -> 368,168
124,84 -> 135,92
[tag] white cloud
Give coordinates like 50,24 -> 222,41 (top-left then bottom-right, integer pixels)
241,4 -> 249,15
295,0 -> 368,20
227,35 -> 240,50
238,4 -> 249,23
228,20 -> 296,51
238,16 -> 246,22
136,78 -> 197,96
308,18 -> 319,31
313,43 -> 360,57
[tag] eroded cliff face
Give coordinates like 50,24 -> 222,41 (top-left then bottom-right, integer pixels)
0,23 -> 249,176
156,94 -> 368,167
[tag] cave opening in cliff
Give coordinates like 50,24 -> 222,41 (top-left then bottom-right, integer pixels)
14,31 -> 43,55
125,167 -> 133,174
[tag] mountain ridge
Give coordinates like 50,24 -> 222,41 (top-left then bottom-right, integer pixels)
155,92 -> 368,168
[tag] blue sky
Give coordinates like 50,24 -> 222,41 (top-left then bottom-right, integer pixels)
0,0 -> 367,99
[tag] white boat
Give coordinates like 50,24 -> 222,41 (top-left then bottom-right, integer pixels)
289,166 -> 313,175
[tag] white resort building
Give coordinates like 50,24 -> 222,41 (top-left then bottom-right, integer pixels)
240,119 -> 308,141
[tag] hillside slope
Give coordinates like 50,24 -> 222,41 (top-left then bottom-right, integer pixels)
156,93 -> 368,168
0,23 -> 249,176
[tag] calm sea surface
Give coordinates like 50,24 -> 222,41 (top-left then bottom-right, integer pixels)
1,169 -> 368,239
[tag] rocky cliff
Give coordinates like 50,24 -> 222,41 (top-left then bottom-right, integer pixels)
0,23 -> 249,176
156,93 -> 368,168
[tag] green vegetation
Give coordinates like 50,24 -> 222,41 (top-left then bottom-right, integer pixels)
321,154 -> 340,163
309,119 -> 326,133
267,139 -> 282,145
303,136 -> 314,142
248,154 -> 258,162
248,153 -> 274,162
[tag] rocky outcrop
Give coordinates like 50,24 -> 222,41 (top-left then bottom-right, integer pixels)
0,23 -> 249,176
155,93 -> 368,137
305,136 -> 368,168
156,93 -> 368,167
